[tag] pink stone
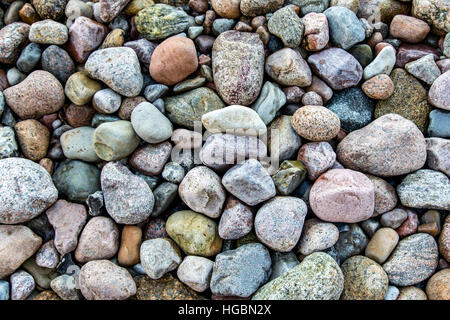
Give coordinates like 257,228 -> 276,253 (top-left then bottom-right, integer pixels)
309,168 -> 375,223
428,71 -> 450,111
46,200 -> 87,255
129,142 -> 172,176
218,196 -> 254,240
297,142 -> 336,180
306,75 -> 333,103
396,210 -> 418,238
302,12 -> 329,51
389,15 -> 430,44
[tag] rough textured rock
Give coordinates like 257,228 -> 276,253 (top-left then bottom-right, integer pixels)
297,142 -> 336,181
79,260 -> 136,300
212,31 -> 265,106
210,243 -> 271,298
135,273 -> 198,300
365,174 -> 398,215
383,233 -> 438,286
337,114 -> 427,177
101,161 -> 154,224
291,105 -> 340,141
265,48 -> 312,87
412,0 -> 449,36
440,215 -> 450,262
140,238 -> 181,279
177,255 -> 214,292
218,196 -> 253,240
240,0 -> 283,17
428,71 -> 450,111
0,157 -> 58,224
324,6 -> 365,50
426,269 -> 450,300
297,219 -> 339,256
253,252 -> 344,300
0,22 -> 30,64
268,6 -> 304,48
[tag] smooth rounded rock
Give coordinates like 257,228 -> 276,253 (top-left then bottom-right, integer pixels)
365,227 -> 399,264
177,256 -> 214,292
297,219 -> 339,256
426,269 -> 450,300
218,196 -> 254,240
291,105 -> 340,141
61,127 -> 100,163
131,102 -> 173,144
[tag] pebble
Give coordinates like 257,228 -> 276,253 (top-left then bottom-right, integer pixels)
93,120 -> 140,161
397,286 -> 428,300
60,127 -> 100,163
29,19 -> 68,45
267,115 -> 302,162
405,54 -> 441,85
384,286 -> 400,300
46,200 -> 87,255
390,14 -> 431,43
297,219 -> 339,256
222,159 -> 276,206
212,30 -> 265,106
101,161 -> 155,224
428,71 -> 450,111
140,238 -> 182,279
117,225 -> 142,267
0,157 -> 58,224
428,109 -> 450,138
291,105 -> 340,141
440,215 -> 450,262
397,169 -> 450,210
361,74 -> 394,100
92,89 -> 122,114
135,4 -> 190,40
307,48 -> 363,90
177,256 -> 214,292
250,82 -> 286,125
210,0 -> 240,19
150,36 -> 198,86
383,233 -> 438,286
10,270 -> 35,300
50,274 -> 80,300
4,70 -> 64,119
210,243 -> 271,298
272,160 -> 306,196
365,227 -> 399,264
179,166 -> 225,218
35,240 -> 59,269
130,142 -> 172,176
118,96 -> 146,120
173,77 -> 206,93
0,23 -> 30,64
212,18 -> 236,35
0,225 -> 42,279
162,161 -> 184,183
65,72 -> 102,106
79,260 -> 136,300
334,223 -> 368,262
218,196 -> 253,240
309,169 -> 375,223
363,46 -> 396,80
301,92 -> 323,106
74,216 -> 119,263
240,0 -> 283,17
269,252 -> 298,281
15,119 -> 50,161
380,208 -> 408,229
85,47 -> 143,97
255,196 -> 307,252
365,174 -> 397,215
324,6 -> 365,50
265,48 -> 312,87
426,137 -> 450,177
0,281 -> 10,300
337,114 -> 427,176
253,252 -> 343,300
0,127 -> 19,159
16,43 -> 42,74
7,68 -> 26,86
341,256 -> 388,300
166,210 -> 223,257
268,6 -> 304,48
426,268 -> 450,300
52,160 -> 101,203
297,142 -> 336,181
164,87 -> 225,129
302,12 -> 329,51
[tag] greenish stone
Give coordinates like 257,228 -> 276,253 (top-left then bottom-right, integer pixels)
252,252 -> 344,300
200,65 -> 213,82
135,4 -> 189,40
164,87 -> 225,129
272,160 -> 307,196
22,257 -> 59,290
268,6 -> 304,48
52,160 -> 101,203
166,210 -> 222,257
349,44 -> 373,68
375,68 -> 432,132
236,232 -> 260,248
173,77 -> 206,94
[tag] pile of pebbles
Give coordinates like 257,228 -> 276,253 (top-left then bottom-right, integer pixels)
0,0 -> 449,301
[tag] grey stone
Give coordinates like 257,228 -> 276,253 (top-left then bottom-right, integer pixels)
251,81 -> 286,125
0,126 -> 19,159
269,252 -> 299,281
268,6 -> 304,48
363,46 -> 396,80
428,109 -> 450,138
16,43 -> 42,74
405,54 -> 441,85
140,238 -> 181,280
10,270 -> 35,300
61,127 -> 100,162
162,162 -> 185,183
144,84 -> 169,103
324,6 -> 365,50
50,274 -> 81,300
131,102 -> 173,144
151,182 -> 178,218
335,224 -> 368,262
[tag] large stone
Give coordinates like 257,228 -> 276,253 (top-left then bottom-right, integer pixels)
252,252 -> 344,300
101,161 -> 154,224
210,243 -> 272,298
85,47 -> 143,97
0,157 -> 58,224
412,0 -> 449,36
212,31 -> 265,106
337,114 -> 427,177
324,6 -> 365,50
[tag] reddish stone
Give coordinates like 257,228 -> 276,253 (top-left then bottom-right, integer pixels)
283,86 -> 305,104
63,104 -> 96,127
195,35 -> 215,54
203,10 -> 216,34
417,222 -> 439,237
367,32 -> 383,48
189,0 -> 209,13
66,16 -> 109,63
395,44 -> 439,68
211,0 -> 240,19
436,59 -> 450,73
39,113 -> 59,131
234,21 -> 253,32
374,42 -> 396,56
306,76 -> 333,103
0,69 -> 8,92
297,142 -> 336,181
390,15 -> 430,44
129,142 -> 173,176
198,54 -> 211,65
361,74 -> 395,100
118,96 -> 147,120
144,218 -> 169,240
302,12 -> 329,51
396,210 -> 418,238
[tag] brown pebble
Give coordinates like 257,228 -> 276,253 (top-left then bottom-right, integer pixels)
417,222 -> 439,237
118,225 -> 142,267
361,74 -> 394,100
15,119 -> 50,161
63,104 -> 96,128
396,210 -> 418,238
39,158 -> 54,175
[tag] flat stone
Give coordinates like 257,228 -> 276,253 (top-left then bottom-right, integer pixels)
212,30 -> 265,106
61,127 -> 100,163
130,142 -> 172,176
92,89 -> 122,114
337,114 -> 427,177
252,252 -> 344,300
240,0 -> 283,17
250,82 -> 286,125
397,169 -> 450,210
210,243 -> 271,298
397,286 -> 428,300
17,43 -> 41,74
101,161 -> 154,224
405,54 -> 441,85
265,48 -> 312,87
79,260 -> 136,300
395,43 -> 439,68
140,238 -> 181,279
428,109 -> 450,138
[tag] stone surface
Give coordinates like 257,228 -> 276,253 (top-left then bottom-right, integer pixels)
440,215 -> 450,262
297,219 -> 339,256
383,233 -> 438,286
307,48 -> 363,90
291,105 -> 340,141
250,82 -> 286,125
253,252 -> 344,300
10,270 -> 35,300
135,273 -> 198,300
101,161 -> 154,224
412,0 -> 449,36
29,19 -> 68,45
426,268 -> 450,300
46,200 -> 87,255
365,174 -> 398,215
0,157 -> 58,224
405,54 -> 441,85
65,72 -> 102,106
50,274 -> 80,300
268,6 -> 304,48
335,224 -> 369,263
35,240 -> 59,269
74,216 -> 119,263
140,238 -> 181,279
265,48 -> 312,87
61,127 -> 100,163
0,225 -> 42,279
302,12 -> 329,51
222,159 -> 276,206
166,210 -> 222,257
130,142 -> 172,176
361,74 -> 394,100
210,243 -> 271,298
212,31 -> 265,106
363,46 -> 396,80
0,23 -> 30,64
79,260 -> 136,300
337,114 -> 427,177
0,127 -> 19,159
397,169 -> 450,210
4,70 -> 64,119
15,120 -> 50,161
267,115 -> 302,162
218,196 -> 253,240
341,255 -> 388,300
255,197 -> 307,252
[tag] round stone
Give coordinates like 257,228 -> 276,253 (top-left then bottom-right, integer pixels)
60,127 -> 100,163
428,71 -> 450,111
426,269 -> 450,300
297,218 -> 339,256
218,196 -> 254,240
291,105 -> 340,141
131,102 -> 173,144
362,74 -> 395,100
14,119 -> 50,161
177,256 -> 214,292
309,168 -> 375,223
65,72 -> 102,106
92,89 -> 122,114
